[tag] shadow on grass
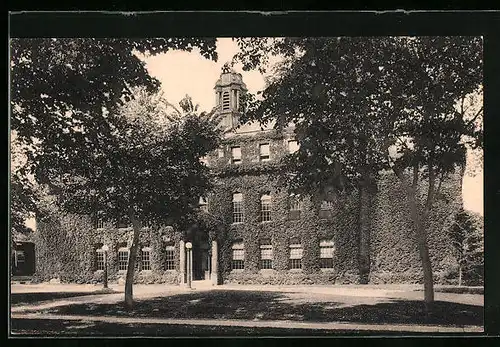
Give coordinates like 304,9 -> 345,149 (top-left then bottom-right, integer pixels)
11,290 -> 117,305
11,318 -> 446,336
44,289 -> 483,327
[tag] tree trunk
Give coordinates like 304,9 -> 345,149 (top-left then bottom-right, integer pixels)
406,189 -> 435,304
358,180 -> 372,284
124,206 -> 141,310
458,265 -> 463,287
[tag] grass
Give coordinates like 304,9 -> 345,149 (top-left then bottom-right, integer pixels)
33,289 -> 483,327
11,289 -> 118,305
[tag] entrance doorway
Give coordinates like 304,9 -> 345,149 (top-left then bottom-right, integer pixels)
192,241 -> 211,281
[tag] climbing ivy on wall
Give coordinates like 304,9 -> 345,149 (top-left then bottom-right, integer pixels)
34,208 -> 182,285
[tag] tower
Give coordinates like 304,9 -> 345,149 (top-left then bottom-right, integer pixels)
214,63 -> 248,130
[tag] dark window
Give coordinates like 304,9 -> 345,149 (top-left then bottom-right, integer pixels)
289,195 -> 302,220
319,201 -> 334,219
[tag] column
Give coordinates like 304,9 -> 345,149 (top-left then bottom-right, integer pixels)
179,240 -> 186,285
211,240 -> 218,286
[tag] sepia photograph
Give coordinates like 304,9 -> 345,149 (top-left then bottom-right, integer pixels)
9,16 -> 486,337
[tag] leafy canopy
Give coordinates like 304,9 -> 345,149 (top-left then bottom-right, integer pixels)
234,37 -> 483,195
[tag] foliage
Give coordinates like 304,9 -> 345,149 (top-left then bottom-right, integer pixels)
10,37 -> 218,242
448,209 -> 484,286
232,36 -> 483,302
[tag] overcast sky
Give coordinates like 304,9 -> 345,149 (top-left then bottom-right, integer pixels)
142,38 -> 270,113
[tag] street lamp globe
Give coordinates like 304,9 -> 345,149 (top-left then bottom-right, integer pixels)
185,242 -> 193,249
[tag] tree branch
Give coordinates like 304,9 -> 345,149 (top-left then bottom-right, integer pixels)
465,106 -> 483,128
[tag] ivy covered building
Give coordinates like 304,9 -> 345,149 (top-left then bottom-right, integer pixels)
29,67 -> 464,286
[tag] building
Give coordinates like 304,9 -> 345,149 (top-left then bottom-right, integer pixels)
28,66 -> 464,286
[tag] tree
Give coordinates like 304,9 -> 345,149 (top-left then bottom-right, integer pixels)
449,209 -> 484,286
10,38 -> 218,237
36,88 -> 221,308
233,36 -> 482,303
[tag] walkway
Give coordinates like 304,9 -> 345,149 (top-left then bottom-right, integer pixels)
11,312 -> 483,333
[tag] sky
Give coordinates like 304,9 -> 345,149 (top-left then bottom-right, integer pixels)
142,38 -> 269,113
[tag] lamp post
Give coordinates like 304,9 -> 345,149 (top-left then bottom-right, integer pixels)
102,245 -> 109,289
185,242 -> 193,289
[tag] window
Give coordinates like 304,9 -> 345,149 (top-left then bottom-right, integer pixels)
116,216 -> 131,229
222,91 -> 230,111
259,143 -> 270,161
260,242 -> 273,269
231,146 -> 241,164
118,247 -> 129,271
289,243 -> 303,270
288,140 -> 299,154
320,240 -> 335,269
319,200 -> 334,219
260,194 -> 272,222
15,250 -> 25,268
289,195 -> 302,220
232,193 -> 244,223
165,245 -> 175,270
199,197 -> 208,213
96,249 -> 105,271
141,248 -> 151,271
218,148 -> 225,158
231,242 -> 245,270
95,212 -> 104,229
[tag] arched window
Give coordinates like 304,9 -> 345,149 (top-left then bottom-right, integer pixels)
231,241 -> 245,270
232,193 -> 244,223
289,194 -> 302,220
260,194 -> 272,222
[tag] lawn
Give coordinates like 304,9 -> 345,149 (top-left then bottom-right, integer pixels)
31,289 -> 483,327
10,289 -> 117,305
